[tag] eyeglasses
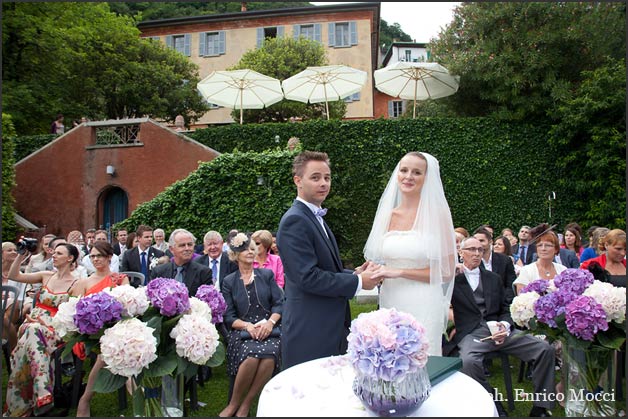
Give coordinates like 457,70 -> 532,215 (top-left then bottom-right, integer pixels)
89,254 -> 106,259
462,247 -> 484,254
536,243 -> 555,249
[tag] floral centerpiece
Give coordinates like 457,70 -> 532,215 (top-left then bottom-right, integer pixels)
510,268 -> 626,416
53,280 -> 227,417
347,308 -> 431,416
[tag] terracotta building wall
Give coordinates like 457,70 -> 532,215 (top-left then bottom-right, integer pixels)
13,120 -> 219,236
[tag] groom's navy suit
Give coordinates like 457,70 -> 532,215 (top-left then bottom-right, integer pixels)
277,199 -> 359,370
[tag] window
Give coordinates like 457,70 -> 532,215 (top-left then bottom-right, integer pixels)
257,26 -> 284,48
328,22 -> 357,47
165,34 -> 191,56
405,50 -> 412,62
200,31 -> 226,56
344,92 -> 361,103
293,23 -> 321,43
388,100 -> 406,118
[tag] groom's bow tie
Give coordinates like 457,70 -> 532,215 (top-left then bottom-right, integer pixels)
466,267 -> 480,275
314,207 -> 328,217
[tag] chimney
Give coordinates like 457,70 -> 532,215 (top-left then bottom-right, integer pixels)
241,2 -> 247,12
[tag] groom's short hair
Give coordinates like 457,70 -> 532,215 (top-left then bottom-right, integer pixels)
292,151 -> 330,177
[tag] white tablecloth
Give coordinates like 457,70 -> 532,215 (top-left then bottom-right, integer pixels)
257,356 -> 497,417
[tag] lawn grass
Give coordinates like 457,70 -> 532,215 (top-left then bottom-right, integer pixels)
2,300 -> 624,417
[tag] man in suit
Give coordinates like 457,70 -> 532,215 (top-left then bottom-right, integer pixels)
473,227 -> 517,304
277,151 -> 380,370
194,230 -> 238,292
150,228 -> 213,297
120,224 -> 164,285
512,225 -> 536,266
112,229 -> 128,256
450,237 -> 555,417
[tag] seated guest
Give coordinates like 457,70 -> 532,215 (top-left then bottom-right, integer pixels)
561,224 -> 583,260
252,229 -> 285,288
219,233 -> 284,418
150,229 -> 212,296
81,230 -> 120,274
194,230 -> 238,292
74,241 -> 129,417
581,228 -> 626,287
448,237 -> 555,417
2,242 -> 27,353
580,227 -> 609,263
4,243 -> 81,417
513,224 -> 567,295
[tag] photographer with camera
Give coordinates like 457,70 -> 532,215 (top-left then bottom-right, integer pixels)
25,234 -> 56,273
4,242 -> 82,417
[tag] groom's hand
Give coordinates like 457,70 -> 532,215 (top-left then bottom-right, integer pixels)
360,270 -> 381,290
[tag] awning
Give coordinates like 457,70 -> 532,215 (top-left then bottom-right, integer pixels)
15,213 -> 39,230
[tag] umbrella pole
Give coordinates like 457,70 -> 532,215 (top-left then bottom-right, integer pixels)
324,83 -> 330,120
413,79 -> 418,119
240,89 -> 244,124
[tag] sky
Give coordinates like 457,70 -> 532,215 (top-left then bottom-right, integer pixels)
310,2 -> 461,43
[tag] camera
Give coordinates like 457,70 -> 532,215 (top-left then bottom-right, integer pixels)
16,237 -> 39,254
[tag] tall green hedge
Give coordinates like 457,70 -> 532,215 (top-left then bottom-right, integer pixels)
2,114 -> 18,240
118,117 -> 568,266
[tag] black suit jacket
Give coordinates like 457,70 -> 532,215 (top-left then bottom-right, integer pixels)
112,243 -> 126,256
119,246 -> 165,275
277,199 -> 358,369
513,243 -> 536,265
484,251 -> 516,304
194,252 -> 238,291
149,260 -> 213,297
448,269 -> 513,350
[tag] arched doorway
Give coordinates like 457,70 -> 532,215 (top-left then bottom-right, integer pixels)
100,187 -> 128,231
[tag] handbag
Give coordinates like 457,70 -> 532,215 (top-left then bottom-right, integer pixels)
240,326 -> 281,340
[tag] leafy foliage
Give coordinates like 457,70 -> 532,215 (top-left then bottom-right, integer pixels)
429,2 -> 626,121
548,58 -> 626,228
379,19 -> 413,50
228,37 -> 347,123
2,114 -> 18,240
117,118 -> 565,266
2,2 -> 208,135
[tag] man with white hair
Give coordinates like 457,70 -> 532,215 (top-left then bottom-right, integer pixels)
152,228 -> 169,253
149,228 -> 212,296
194,230 -> 238,292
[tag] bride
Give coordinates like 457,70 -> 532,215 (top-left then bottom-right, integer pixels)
364,152 -> 456,356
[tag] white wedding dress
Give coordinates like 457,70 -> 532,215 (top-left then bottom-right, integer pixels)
378,230 -> 445,356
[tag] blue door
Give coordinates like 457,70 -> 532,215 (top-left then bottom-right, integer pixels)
102,187 -> 128,230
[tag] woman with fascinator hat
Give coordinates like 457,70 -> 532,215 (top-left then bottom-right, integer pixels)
219,233 -> 284,417
364,151 -> 457,356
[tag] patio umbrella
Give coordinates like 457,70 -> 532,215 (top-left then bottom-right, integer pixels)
374,61 -> 460,118
281,64 -> 367,120
197,69 -> 284,124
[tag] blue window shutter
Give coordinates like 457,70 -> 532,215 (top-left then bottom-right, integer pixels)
388,101 -> 394,117
328,23 -> 335,46
257,27 -> 264,48
184,34 -> 191,56
165,35 -> 173,49
199,32 -> 206,56
219,31 -> 226,54
402,101 -> 407,115
350,21 -> 358,45
293,25 -> 300,39
277,26 -> 284,37
314,23 -> 321,43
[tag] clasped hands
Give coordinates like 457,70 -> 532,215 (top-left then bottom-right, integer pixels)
355,260 -> 397,290
244,319 -> 273,341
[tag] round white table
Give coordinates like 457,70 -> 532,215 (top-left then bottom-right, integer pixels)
257,356 -> 497,417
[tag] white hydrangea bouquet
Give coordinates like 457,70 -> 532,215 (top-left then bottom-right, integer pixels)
53,279 -> 226,416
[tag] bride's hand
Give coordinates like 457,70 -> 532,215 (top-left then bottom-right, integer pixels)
370,266 -> 400,280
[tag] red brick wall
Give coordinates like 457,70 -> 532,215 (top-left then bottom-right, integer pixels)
13,121 -> 219,236
374,90 -> 396,119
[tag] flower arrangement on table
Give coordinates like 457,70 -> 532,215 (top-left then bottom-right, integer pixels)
510,268 -> 625,416
53,279 -> 227,416
346,308 -> 431,417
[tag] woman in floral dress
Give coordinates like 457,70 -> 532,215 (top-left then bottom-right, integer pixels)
3,243 -> 82,417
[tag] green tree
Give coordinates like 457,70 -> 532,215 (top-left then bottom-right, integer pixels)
379,19 -> 413,51
228,36 -> 347,123
2,114 -> 18,241
429,2 -> 626,121
548,58 -> 626,228
2,2 -> 208,135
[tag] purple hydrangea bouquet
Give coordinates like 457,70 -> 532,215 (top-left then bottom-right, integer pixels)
347,308 -> 431,416
510,268 -> 625,416
53,278 -> 227,416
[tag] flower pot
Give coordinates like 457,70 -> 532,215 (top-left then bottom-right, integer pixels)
352,367 -> 431,417
562,341 -> 618,417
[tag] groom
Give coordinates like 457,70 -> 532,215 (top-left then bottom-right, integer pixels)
277,151 -> 380,369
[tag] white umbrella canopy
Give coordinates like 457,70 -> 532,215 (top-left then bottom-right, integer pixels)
197,69 -> 284,124
281,64 -> 367,120
374,61 -> 460,118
